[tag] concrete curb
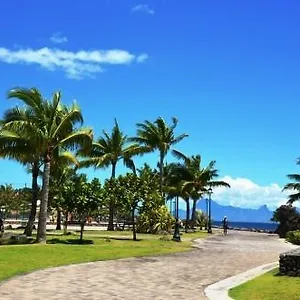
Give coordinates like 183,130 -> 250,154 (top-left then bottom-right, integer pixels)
204,262 -> 278,300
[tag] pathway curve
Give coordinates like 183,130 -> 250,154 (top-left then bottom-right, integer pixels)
0,231 -> 296,300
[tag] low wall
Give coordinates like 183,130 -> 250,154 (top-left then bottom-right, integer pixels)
279,248 -> 300,276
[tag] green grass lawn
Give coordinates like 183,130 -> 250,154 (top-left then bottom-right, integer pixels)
0,230 -> 207,281
229,268 -> 300,300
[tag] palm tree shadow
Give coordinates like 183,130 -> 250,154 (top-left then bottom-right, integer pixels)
47,238 -> 94,245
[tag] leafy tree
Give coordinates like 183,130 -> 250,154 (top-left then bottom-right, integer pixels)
136,165 -> 174,234
80,119 -> 139,231
130,117 -> 188,197
0,185 -> 31,219
108,171 -> 166,240
0,184 -> 18,218
71,176 -> 102,242
1,88 -> 93,243
272,205 -> 300,238
108,174 -> 143,240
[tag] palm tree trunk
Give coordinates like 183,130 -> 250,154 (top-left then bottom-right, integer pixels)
56,207 -> 61,230
108,162 -> 116,231
159,151 -> 164,198
36,157 -> 51,243
191,199 -> 197,228
63,210 -> 68,235
24,163 -> 39,236
80,220 -> 85,243
185,198 -> 190,232
132,207 -> 137,241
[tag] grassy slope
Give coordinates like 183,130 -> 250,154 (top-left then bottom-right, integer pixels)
229,268 -> 300,300
0,230 -> 207,281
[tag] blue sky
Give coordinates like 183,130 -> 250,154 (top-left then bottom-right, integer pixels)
0,0 -> 300,209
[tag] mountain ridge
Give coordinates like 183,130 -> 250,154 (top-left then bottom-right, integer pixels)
177,199 -> 274,223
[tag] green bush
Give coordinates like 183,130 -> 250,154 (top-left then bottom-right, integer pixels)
286,230 -> 300,245
136,205 -> 175,234
195,209 -> 208,229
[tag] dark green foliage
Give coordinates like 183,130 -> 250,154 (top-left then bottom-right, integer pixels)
272,205 -> 300,238
286,230 -> 300,245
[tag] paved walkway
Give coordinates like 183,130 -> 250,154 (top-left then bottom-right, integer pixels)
0,231 -> 296,300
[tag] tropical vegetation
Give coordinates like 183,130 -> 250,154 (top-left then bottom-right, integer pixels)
0,86 -> 229,243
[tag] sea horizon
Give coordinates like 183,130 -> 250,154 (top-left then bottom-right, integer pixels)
213,220 -> 278,231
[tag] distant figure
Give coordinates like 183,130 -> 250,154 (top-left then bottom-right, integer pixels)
0,218 -> 4,233
222,216 -> 228,235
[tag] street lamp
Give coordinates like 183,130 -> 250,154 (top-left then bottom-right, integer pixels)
207,187 -> 213,234
205,198 -> 208,230
172,195 -> 181,242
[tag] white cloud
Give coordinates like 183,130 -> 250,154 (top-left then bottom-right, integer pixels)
212,176 -> 289,210
0,47 -> 148,79
131,4 -> 155,14
50,32 -> 68,44
136,53 -> 149,63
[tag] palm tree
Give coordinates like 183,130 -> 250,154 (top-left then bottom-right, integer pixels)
164,162 -> 192,232
1,88 -> 93,242
79,119 -> 139,230
167,152 -> 230,229
283,159 -> 300,204
130,117 -> 188,197
0,111 -> 42,236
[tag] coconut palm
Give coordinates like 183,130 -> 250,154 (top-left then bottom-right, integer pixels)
283,159 -> 300,204
79,119 -> 140,230
164,162 -> 192,232
167,152 -> 230,229
1,88 -> 93,242
130,117 -> 188,196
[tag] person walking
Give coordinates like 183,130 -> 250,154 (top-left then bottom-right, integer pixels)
222,216 -> 228,235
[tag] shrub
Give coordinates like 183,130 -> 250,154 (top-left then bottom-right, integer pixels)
286,230 -> 300,245
195,209 -> 208,229
136,205 -> 175,234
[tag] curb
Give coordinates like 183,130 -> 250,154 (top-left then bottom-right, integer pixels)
204,262 -> 278,300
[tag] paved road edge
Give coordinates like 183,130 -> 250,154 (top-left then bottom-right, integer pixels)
204,262 -> 278,300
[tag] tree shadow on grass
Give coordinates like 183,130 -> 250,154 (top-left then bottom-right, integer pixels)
47,238 -> 94,245
96,236 -> 141,241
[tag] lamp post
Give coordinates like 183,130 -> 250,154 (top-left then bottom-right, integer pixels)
205,198 -> 208,230
172,195 -> 181,242
207,188 -> 213,234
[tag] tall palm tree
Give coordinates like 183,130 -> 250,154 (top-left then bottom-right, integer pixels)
130,117 -> 188,196
167,152 -> 230,229
79,119 -> 139,230
164,162 -> 192,232
283,159 -> 300,204
1,88 -> 93,242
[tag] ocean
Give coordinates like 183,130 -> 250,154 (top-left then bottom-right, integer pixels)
213,221 -> 278,231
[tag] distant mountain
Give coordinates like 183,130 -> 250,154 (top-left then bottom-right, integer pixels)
177,199 -> 274,223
